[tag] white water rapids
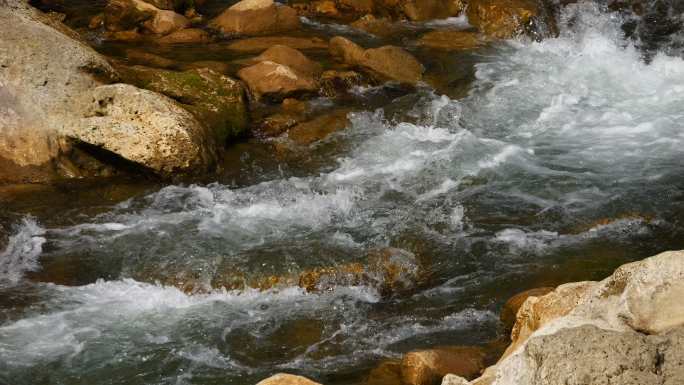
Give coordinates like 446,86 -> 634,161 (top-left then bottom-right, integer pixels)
2,2 -> 684,384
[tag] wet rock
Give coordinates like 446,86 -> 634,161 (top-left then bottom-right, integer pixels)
125,49 -> 178,68
238,61 -> 319,101
286,108 -> 350,145
401,346 -> 487,385
417,31 -> 486,50
338,0 -> 375,14
401,0 -> 465,21
466,0 -> 548,39
66,84 -> 217,174
226,36 -> 329,53
104,28 -> 145,41
329,36 -> 423,85
365,359 -> 403,385
499,287 -> 554,331
350,14 -> 397,37
253,45 -> 323,77
256,373 -> 322,385
209,0 -> 300,37
104,0 -> 157,31
156,27 -> 212,43
118,66 -> 249,143
319,70 -> 369,97
181,60 -> 230,73
142,9 -> 189,35
311,0 -> 341,18
258,113 -> 302,137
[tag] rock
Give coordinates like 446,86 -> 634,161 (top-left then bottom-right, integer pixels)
253,45 -> 323,77
441,374 -> 469,385
499,287 -> 554,331
142,9 -> 189,35
329,36 -> 423,85
256,373 -> 322,385
104,28 -> 145,41
181,60 -> 230,73
89,13 -> 105,29
226,36 -> 329,53
311,0 -> 341,18
257,113 -> 301,137
466,0 -> 543,39
66,84 -> 216,174
417,31 -> 486,50
338,0 -> 375,14
104,0 -> 158,31
286,108 -> 350,145
125,49 -> 178,68
118,66 -> 249,143
401,346 -> 486,385
319,70 -> 368,97
469,250 -> 684,385
365,359 -> 403,385
156,27 -> 212,43
209,0 -> 300,36
350,15 -> 398,37
401,0 -> 465,21
238,61 -> 319,101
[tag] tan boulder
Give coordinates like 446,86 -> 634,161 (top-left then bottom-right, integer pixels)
104,0 -> 158,31
209,0 -> 300,36
466,0 -> 540,39
143,9 -> 189,35
417,31 -> 486,50
329,36 -> 423,85
499,287 -> 554,331
238,61 -> 319,101
401,346 -> 487,385
156,27 -> 212,43
226,36 -> 329,53
66,84 -> 217,174
254,45 -> 323,77
256,373 -> 322,385
286,109 -> 351,145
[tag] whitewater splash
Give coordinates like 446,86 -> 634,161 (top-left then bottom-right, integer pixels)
0,217 -> 46,286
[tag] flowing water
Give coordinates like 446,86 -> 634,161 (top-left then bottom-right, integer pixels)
3,2 -> 684,384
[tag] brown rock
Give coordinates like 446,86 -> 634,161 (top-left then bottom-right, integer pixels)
226,36 -> 329,53
104,0 -> 157,31
104,28 -> 145,41
466,0 -> 540,39
256,373 -> 321,385
417,31 -> 485,50
238,61 -> 319,101
286,108 -> 350,145
254,45 -> 323,77
89,13 -> 105,29
209,0 -> 300,36
311,0 -> 341,17
402,0 -> 465,21
329,36 -> 423,85
156,28 -> 212,43
319,70 -> 369,97
500,287 -> 554,331
125,49 -> 177,68
400,346 -> 487,385
181,60 -> 230,73
350,14 -> 397,37
365,359 -> 403,385
143,9 -> 189,35
338,0 -> 375,14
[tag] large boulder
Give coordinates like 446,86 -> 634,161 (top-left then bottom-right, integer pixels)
329,36 -> 423,85
253,45 -> 323,77
0,0 -> 218,181
117,66 -> 249,143
462,250 -> 684,385
209,0 -> 300,36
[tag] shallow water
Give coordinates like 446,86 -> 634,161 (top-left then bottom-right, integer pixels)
3,2 -> 684,385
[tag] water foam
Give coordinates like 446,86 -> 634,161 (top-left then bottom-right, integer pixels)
0,217 -> 45,286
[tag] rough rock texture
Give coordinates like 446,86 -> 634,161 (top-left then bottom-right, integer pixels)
0,0 -> 218,181
456,250 -> 684,385
253,45 -> 323,77
466,0 -> 551,39
118,66 -> 248,143
66,84 -> 216,174
142,8 -> 189,35
156,28 -> 212,44
499,287 -> 554,332
256,373 -> 322,385
209,0 -> 300,36
365,359 -> 403,385
401,346 -> 486,385
329,36 -> 423,85
238,61 -> 319,101
104,0 -> 158,31
441,374 -> 469,385
285,108 -> 351,145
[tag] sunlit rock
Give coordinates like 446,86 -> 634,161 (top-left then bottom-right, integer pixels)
208,0 -> 300,36
238,61 -> 319,101
252,45 -> 324,77
401,346 -> 486,385
466,0 -> 553,39
156,27 -> 212,43
499,287 -> 554,332
417,31 -> 486,51
256,373 -> 322,385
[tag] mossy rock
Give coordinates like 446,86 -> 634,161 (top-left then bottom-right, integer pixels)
119,65 -> 249,144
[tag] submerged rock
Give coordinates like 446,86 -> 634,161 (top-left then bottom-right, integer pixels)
417,31 -> 486,51
401,346 -> 486,385
209,0 -> 300,36
329,36 -> 423,85
226,36 -> 329,53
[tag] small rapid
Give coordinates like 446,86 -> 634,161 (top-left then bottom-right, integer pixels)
3,2 -> 684,384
